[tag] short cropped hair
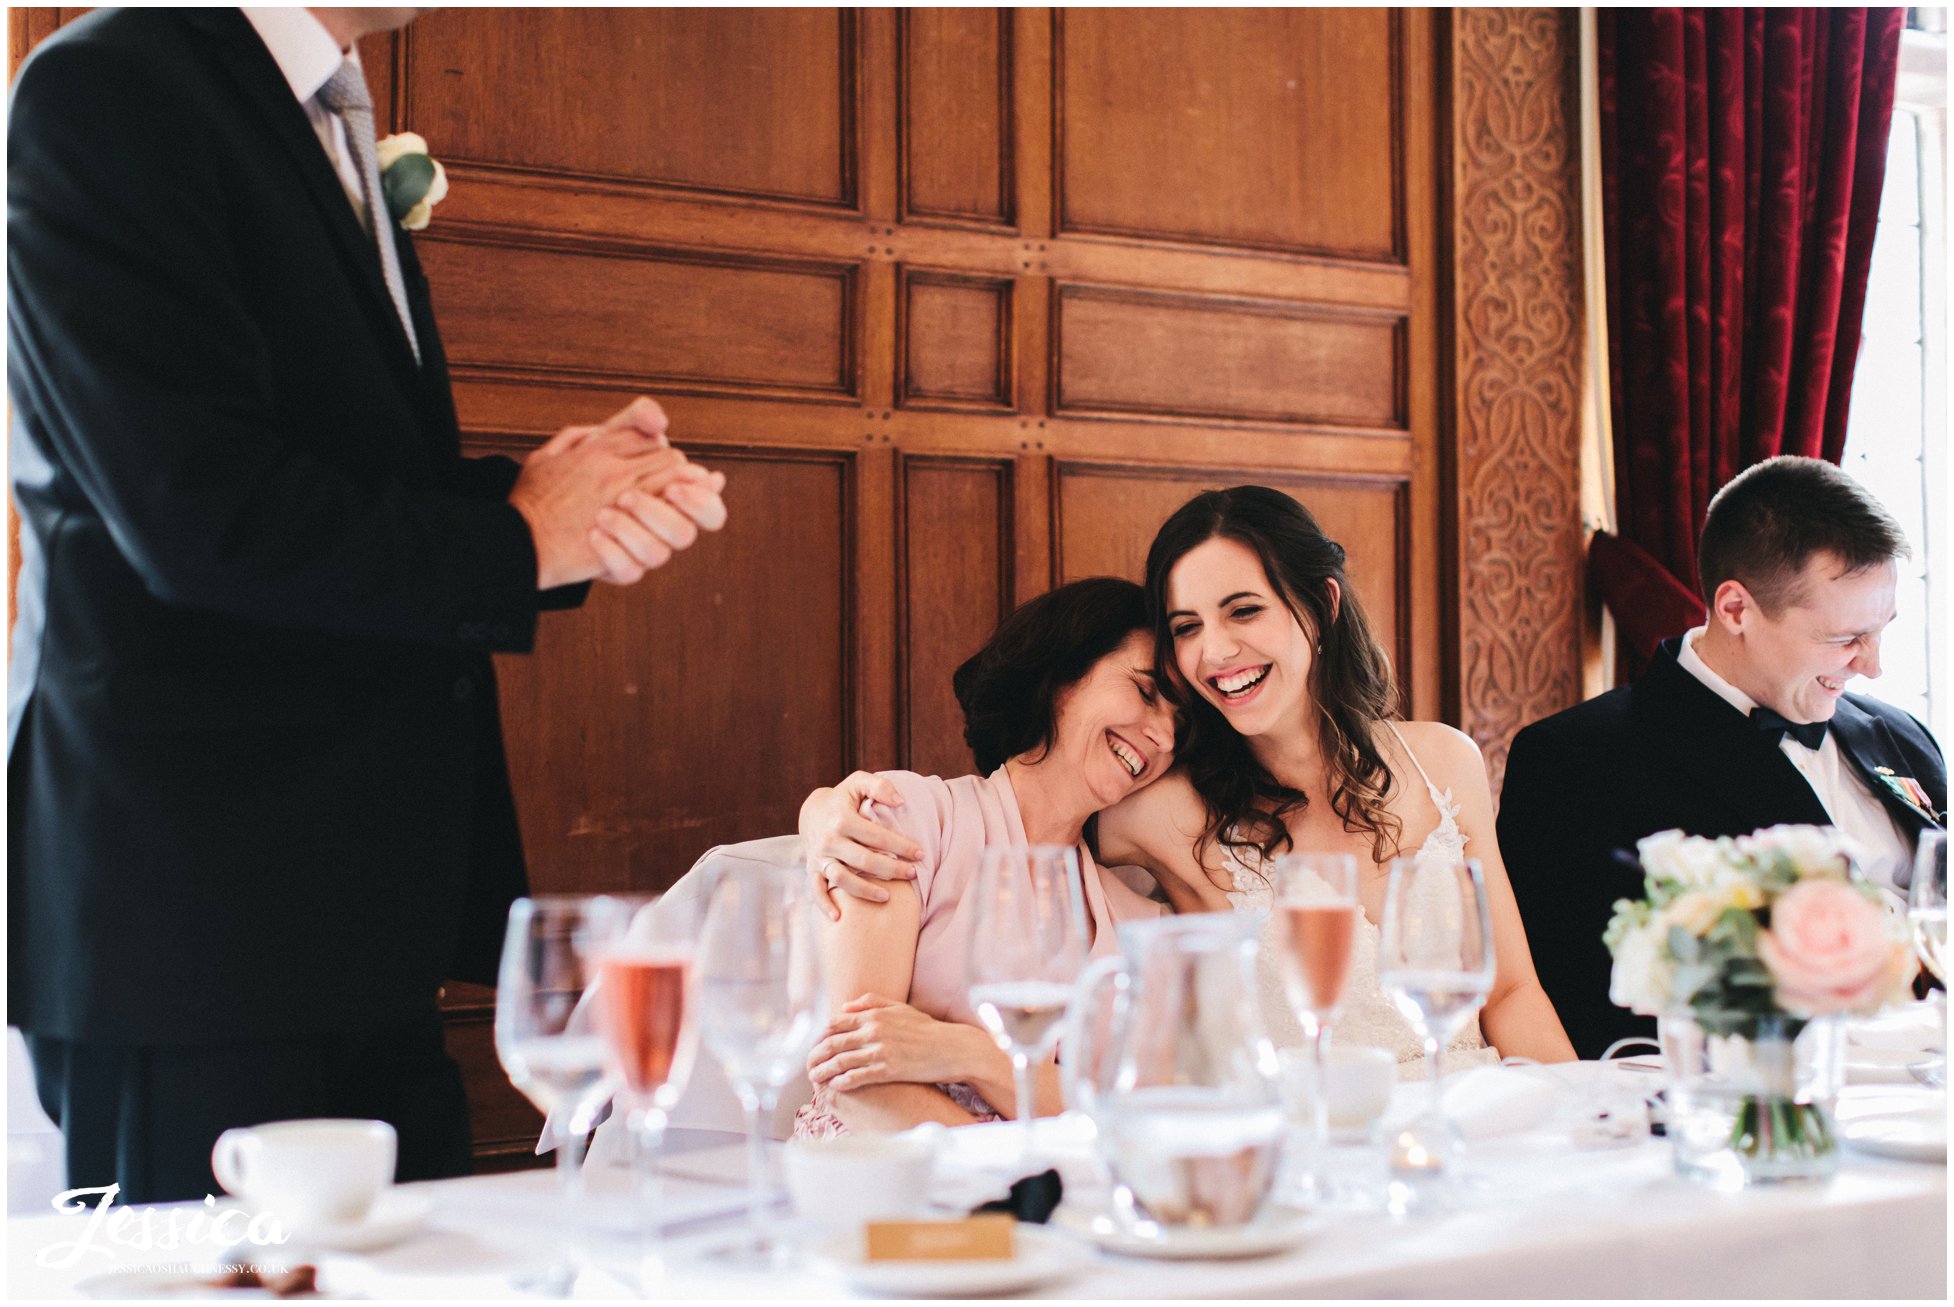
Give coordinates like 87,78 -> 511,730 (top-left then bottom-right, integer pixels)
951,577 -> 1150,774
1698,456 -> 1909,612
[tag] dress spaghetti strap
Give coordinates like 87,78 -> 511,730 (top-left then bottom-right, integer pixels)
1384,720 -> 1450,817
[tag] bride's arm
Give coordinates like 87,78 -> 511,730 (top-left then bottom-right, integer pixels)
1405,723 -> 1578,1063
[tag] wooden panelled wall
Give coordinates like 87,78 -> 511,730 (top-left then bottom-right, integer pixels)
415,5 -> 1447,886
8,8 -> 1587,1170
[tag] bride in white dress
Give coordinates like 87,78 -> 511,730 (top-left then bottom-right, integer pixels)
802,487 -> 1572,1104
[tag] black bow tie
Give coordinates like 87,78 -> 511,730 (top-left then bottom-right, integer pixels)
1750,707 -> 1829,750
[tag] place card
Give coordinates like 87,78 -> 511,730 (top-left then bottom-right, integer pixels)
864,1214 -> 1016,1261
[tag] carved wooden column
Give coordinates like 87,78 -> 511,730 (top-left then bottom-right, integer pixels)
1448,8 -> 1587,790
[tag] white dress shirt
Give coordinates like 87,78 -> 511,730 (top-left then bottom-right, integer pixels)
1678,626 -> 1913,895
241,8 -> 367,224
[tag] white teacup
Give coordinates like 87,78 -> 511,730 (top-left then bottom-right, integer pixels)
1277,1045 -> 1398,1133
212,1119 -> 396,1226
783,1133 -> 936,1235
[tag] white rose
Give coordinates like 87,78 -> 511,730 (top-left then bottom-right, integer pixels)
1636,829 -> 1728,889
1609,923 -> 1674,1016
1658,890 -> 1725,937
1739,824 -> 1855,879
375,131 -> 429,173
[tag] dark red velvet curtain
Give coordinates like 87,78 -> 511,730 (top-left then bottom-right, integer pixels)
1593,8 -> 1905,661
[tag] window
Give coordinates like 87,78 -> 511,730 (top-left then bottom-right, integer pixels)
1843,18 -> 1947,741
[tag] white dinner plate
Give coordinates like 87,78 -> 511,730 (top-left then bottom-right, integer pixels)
1055,1204 -> 1320,1260
803,1224 -> 1090,1297
1835,1086 -> 1947,1162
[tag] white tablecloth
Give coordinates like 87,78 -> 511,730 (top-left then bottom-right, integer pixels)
8,1076 -> 1945,1300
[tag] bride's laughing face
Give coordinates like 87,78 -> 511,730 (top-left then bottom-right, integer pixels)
1165,536 -> 1327,741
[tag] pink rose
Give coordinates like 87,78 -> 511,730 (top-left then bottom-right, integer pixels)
1757,880 -> 1914,1017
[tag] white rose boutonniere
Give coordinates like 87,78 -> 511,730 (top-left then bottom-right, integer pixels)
375,132 -> 448,231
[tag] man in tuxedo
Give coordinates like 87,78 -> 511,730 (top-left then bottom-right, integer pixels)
1500,457 -> 1945,1058
8,7 -> 728,1202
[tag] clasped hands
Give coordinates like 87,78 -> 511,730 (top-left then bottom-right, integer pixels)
806,992 -> 1006,1096
507,397 -> 729,589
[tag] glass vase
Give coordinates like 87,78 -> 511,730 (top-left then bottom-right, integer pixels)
1659,1012 -> 1843,1188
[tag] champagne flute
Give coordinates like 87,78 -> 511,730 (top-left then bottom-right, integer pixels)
694,857 -> 826,1267
1270,852 -> 1361,1206
967,845 -> 1091,1162
588,892 -> 701,1259
494,895 -> 619,1296
1909,832 -> 1946,1087
1377,854 -> 1496,1210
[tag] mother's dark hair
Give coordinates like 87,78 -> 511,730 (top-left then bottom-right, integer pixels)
1143,486 -> 1401,864
952,577 -> 1150,774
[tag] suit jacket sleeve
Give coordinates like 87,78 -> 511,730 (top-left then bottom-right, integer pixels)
6,39 -> 550,652
1498,721 -> 1643,1060
446,451 -> 589,612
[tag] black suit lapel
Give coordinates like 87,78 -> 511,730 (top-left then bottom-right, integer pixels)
1830,699 -> 1946,834
183,10 -> 422,393
1630,640 -> 1835,829
394,234 -> 460,449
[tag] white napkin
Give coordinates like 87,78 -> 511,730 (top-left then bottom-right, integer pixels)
1399,1065 -> 1565,1141
1848,1001 -> 1945,1053
905,1115 -> 1101,1211
1845,1001 -> 1944,1084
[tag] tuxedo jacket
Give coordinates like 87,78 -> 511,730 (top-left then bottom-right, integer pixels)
1498,638 -> 1946,1059
7,8 -> 579,1045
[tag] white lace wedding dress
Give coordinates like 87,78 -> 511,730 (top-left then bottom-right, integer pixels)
1226,724 -> 1501,1080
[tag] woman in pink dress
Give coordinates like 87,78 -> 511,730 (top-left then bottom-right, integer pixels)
795,577 -> 1173,1136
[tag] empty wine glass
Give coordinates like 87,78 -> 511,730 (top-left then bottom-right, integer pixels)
1909,832 -> 1946,1088
1271,851 -> 1361,1206
1377,854 -> 1496,1211
495,895 -> 619,1295
694,856 -> 826,1267
967,845 -> 1091,1161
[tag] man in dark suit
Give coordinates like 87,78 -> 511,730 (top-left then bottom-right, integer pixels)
1500,457 -> 1945,1059
7,7 -> 728,1202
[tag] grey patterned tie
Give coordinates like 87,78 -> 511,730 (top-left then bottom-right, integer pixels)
315,59 -> 421,364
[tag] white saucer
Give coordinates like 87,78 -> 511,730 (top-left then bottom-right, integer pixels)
1056,1204 -> 1320,1260
1835,1086 -> 1947,1162
282,1189 -> 434,1253
804,1225 -> 1090,1297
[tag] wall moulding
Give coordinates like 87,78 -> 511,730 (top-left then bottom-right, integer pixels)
1051,282 -> 1409,432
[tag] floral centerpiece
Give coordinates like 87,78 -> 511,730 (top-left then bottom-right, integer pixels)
1605,825 -> 1916,1184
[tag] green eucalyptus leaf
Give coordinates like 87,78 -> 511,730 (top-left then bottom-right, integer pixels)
1668,925 -> 1701,963
383,153 -> 436,221
1671,961 -> 1717,1002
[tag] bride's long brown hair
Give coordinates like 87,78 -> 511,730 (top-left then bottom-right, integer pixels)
1143,486 -> 1402,868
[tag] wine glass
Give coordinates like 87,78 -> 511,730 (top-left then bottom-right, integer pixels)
694,857 -> 826,1267
1377,854 -> 1496,1211
1270,852 -> 1361,1206
966,845 -> 1091,1162
1909,832 -> 1947,1087
587,891 -> 701,1260
494,895 -> 619,1295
